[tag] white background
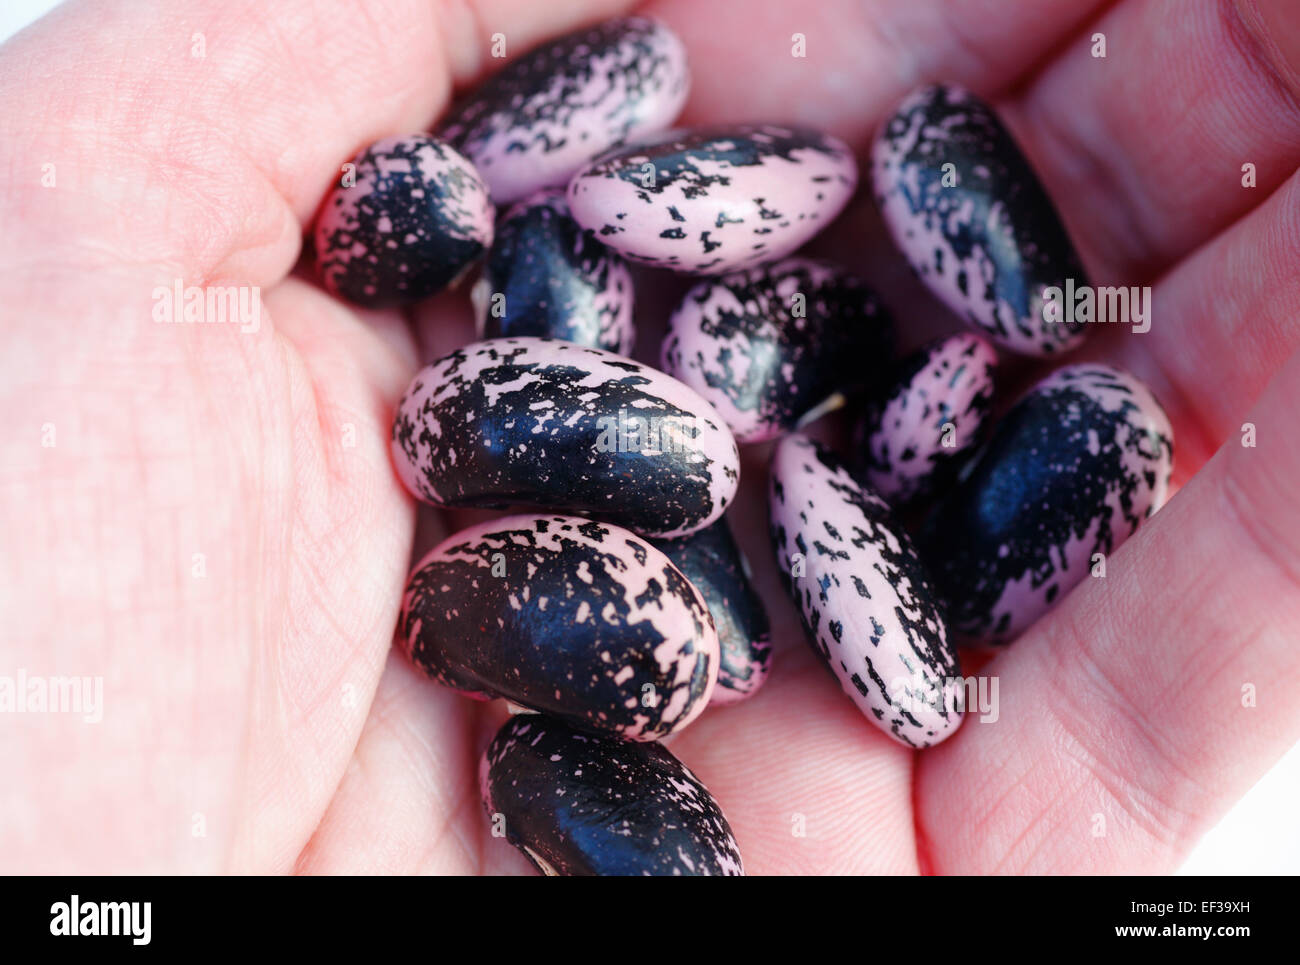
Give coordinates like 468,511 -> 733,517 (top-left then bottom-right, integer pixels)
2,0 -> 1296,875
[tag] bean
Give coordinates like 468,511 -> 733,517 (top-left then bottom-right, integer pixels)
663,257 -> 893,444
400,514 -> 718,740
855,332 -> 997,506
653,517 -> 772,704
918,364 -> 1174,642
477,188 -> 635,353
872,84 -> 1088,357
440,17 -> 689,204
567,125 -> 857,275
313,134 -> 492,307
390,337 -> 740,539
481,713 -> 743,875
769,434 -> 964,748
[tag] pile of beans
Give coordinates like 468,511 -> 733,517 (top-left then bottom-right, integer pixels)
311,17 -> 1175,876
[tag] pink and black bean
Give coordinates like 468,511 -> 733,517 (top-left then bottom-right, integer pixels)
856,332 -> 998,506
567,125 -> 858,275
662,257 -> 893,444
481,714 -> 743,876
400,514 -> 718,740
918,364 -> 1174,643
313,134 -> 493,307
478,188 -> 636,353
769,434 -> 963,748
872,85 -> 1089,357
390,337 -> 740,539
653,516 -> 772,704
440,17 -> 690,204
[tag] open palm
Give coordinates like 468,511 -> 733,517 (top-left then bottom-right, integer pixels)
2,0 -> 1297,874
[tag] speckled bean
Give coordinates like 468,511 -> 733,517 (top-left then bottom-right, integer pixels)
567,124 -> 857,275
662,257 -> 893,444
313,134 -> 493,307
872,85 -> 1088,357
653,517 -> 771,704
390,337 -> 740,539
919,363 -> 1174,642
476,188 -> 635,352
481,713 -> 743,875
856,332 -> 997,505
440,17 -> 690,204
769,434 -> 963,748
401,514 -> 718,740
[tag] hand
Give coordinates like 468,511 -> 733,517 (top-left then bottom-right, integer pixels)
2,0 -> 1297,874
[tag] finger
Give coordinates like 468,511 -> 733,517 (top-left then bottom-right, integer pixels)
0,273 -> 418,872
916,346 -> 1300,874
219,280 -> 417,869
1004,0 -> 1300,285
295,651 -> 532,875
1095,169 -> 1300,471
643,0 -> 1111,149
662,417 -> 917,875
667,624 -> 919,875
0,0 -> 636,287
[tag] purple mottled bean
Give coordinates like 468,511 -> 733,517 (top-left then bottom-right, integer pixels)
401,514 -> 718,740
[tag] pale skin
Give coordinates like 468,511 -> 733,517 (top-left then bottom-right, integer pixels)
1,0 -> 1298,874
